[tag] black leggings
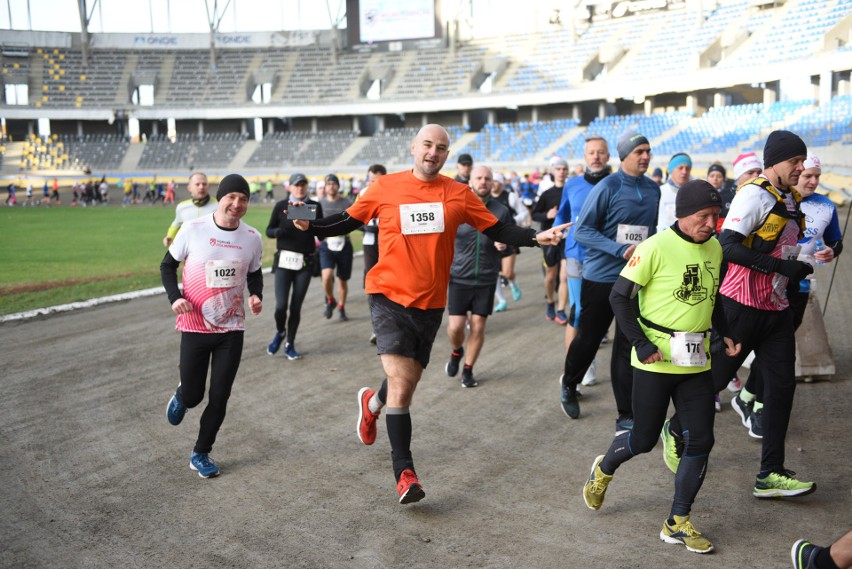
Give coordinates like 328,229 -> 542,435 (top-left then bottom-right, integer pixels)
710,296 -> 796,473
742,289 -> 808,405
273,265 -> 313,344
601,367 -> 715,517
563,279 -> 633,417
178,331 -> 244,454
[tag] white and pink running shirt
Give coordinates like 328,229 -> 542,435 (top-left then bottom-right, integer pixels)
719,181 -> 800,311
168,214 -> 263,333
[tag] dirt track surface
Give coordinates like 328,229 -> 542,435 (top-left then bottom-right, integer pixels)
2,250 -> 850,568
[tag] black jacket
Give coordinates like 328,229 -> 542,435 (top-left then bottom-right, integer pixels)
449,198 -> 513,286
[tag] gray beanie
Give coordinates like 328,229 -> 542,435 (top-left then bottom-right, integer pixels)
616,130 -> 649,160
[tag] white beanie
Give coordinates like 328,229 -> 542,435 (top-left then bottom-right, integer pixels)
732,152 -> 762,180
803,154 -> 821,170
548,156 -> 568,170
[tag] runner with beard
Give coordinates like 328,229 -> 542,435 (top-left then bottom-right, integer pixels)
554,137 -> 613,386
560,130 -> 660,433
163,172 -> 217,247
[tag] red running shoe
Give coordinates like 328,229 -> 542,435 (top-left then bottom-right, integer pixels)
396,469 -> 426,504
357,387 -> 380,445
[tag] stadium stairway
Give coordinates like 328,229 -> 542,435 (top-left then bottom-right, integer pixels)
334,138 -> 370,168
118,55 -> 138,106
538,126 -> 586,162
1,142 -> 25,173
228,140 -> 259,171
453,132 -> 478,157
155,55 -> 176,105
120,143 -> 144,171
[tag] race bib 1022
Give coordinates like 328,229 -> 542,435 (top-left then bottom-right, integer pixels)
205,259 -> 243,288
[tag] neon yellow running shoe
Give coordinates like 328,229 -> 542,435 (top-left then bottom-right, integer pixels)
753,471 -> 816,498
582,455 -> 613,510
660,515 -> 715,554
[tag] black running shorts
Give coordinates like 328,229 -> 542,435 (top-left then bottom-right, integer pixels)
447,281 -> 497,317
369,294 -> 444,369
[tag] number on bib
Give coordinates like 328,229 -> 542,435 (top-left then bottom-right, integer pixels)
399,203 -> 445,235
670,332 -> 707,367
205,259 -> 243,288
616,224 -> 649,245
278,250 -> 305,271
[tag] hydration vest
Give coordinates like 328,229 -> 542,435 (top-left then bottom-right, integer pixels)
738,177 -> 805,254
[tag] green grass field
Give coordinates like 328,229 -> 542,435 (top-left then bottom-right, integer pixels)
0,204 -> 362,315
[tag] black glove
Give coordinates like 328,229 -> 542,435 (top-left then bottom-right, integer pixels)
775,259 -> 814,281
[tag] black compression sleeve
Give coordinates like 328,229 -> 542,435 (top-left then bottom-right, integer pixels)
718,229 -> 781,275
827,239 -> 843,258
309,212 -> 364,237
609,276 -> 659,362
247,268 -> 263,300
160,252 -> 182,304
481,219 -> 539,247
711,294 -> 731,342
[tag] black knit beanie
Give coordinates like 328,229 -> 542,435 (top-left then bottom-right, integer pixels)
675,180 -> 721,218
763,130 -> 807,169
216,174 -> 251,201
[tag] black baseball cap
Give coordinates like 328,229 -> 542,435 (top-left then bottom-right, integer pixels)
457,153 -> 473,165
289,173 -> 308,185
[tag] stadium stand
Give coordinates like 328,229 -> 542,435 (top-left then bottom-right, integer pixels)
246,131 -> 312,167
192,132 -> 249,168
61,133 -> 129,171
347,127 -> 422,167
0,0 -> 849,195
1,0 -> 846,109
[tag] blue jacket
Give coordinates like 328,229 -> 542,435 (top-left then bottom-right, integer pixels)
554,175 -> 597,262
574,169 -> 660,283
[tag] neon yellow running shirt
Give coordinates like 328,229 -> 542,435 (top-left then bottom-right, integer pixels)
619,228 -> 722,374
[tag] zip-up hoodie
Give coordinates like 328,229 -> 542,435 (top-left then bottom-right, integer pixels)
574,169 -> 660,283
449,198 -> 513,286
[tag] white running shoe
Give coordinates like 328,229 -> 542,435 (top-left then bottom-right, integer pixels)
581,359 -> 597,386
727,376 -> 742,393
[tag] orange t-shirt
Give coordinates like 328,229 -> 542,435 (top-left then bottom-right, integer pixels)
347,170 -> 498,309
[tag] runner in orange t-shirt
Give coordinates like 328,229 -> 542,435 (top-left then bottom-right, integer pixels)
294,124 -> 570,504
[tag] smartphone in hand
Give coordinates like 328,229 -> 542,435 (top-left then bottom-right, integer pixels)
288,203 -> 317,220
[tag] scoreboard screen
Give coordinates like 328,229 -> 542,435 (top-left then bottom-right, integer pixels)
346,0 -> 441,46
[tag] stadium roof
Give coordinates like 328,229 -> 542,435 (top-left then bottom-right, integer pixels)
1,0 -> 346,34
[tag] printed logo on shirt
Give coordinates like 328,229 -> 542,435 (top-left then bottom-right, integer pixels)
208,238 -> 243,250
628,255 -> 641,267
673,262 -> 716,306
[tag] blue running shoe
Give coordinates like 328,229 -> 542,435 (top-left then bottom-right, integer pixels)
284,342 -> 302,360
791,539 -> 820,569
560,375 -> 580,418
545,302 -> 556,321
190,452 -> 220,478
267,331 -> 285,355
494,300 -> 508,312
324,297 -> 335,319
511,282 -> 522,301
615,415 -> 634,435
167,387 -> 187,426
